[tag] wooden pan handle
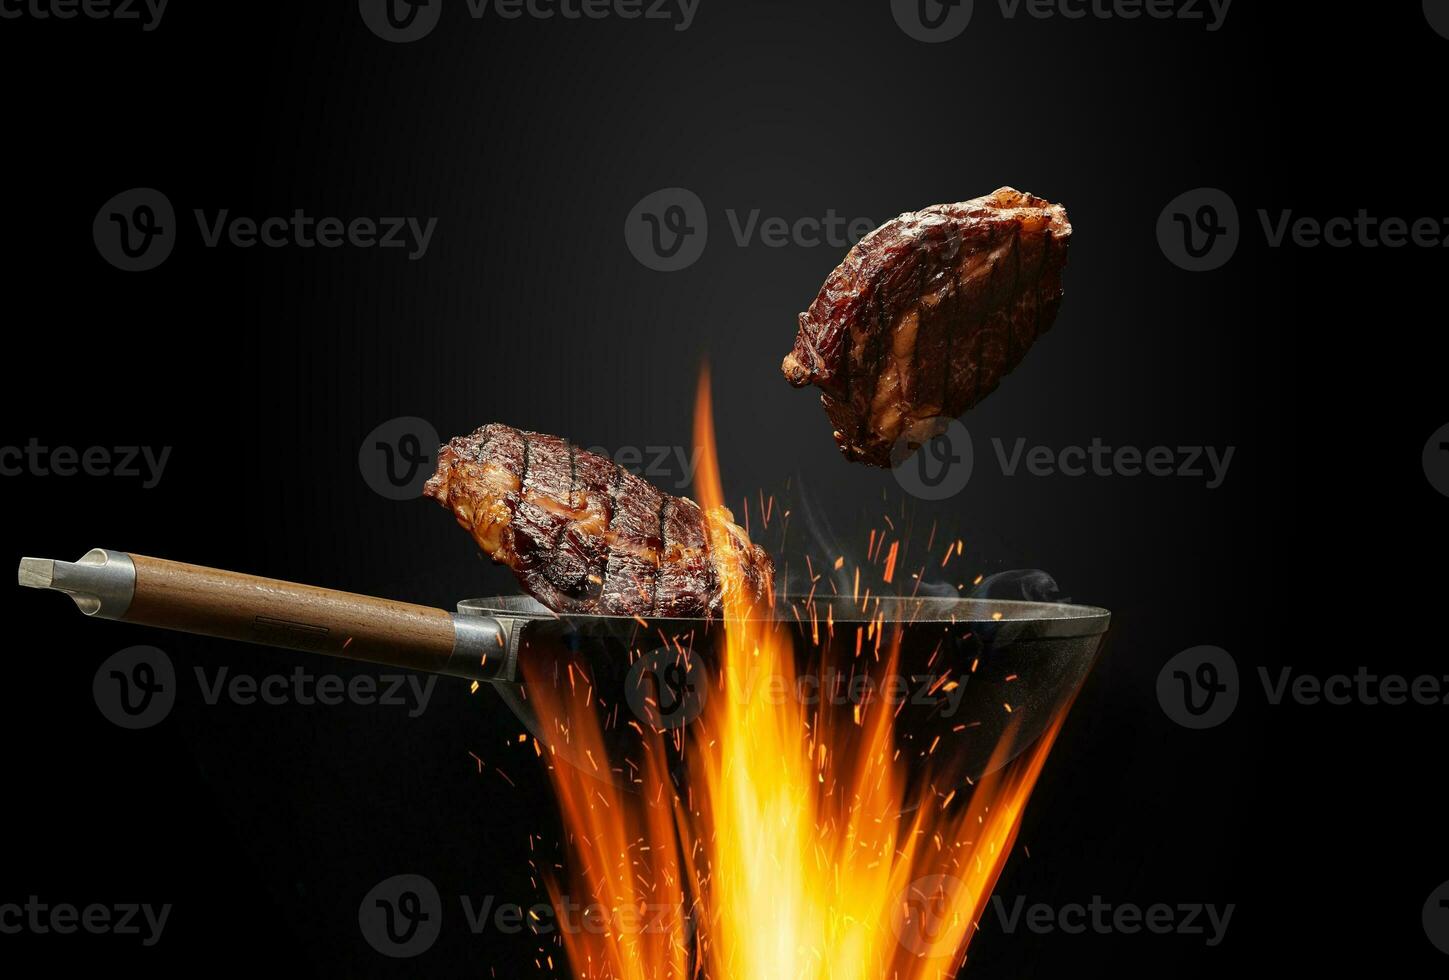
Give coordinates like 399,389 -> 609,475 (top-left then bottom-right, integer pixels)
18,549 -> 511,682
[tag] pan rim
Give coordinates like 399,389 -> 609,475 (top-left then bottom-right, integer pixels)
457,594 -> 1111,638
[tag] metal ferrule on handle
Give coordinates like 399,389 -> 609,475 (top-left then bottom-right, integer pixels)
17,549 -> 518,684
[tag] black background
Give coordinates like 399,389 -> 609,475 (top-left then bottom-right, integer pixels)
3,1 -> 1446,975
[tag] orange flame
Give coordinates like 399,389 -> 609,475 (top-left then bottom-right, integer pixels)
522,364 -> 1077,979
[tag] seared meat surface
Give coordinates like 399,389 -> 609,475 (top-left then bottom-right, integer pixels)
782,187 -> 1071,467
424,424 -> 773,618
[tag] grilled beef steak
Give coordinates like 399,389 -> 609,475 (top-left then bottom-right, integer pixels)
782,187 -> 1071,467
424,424 -> 774,618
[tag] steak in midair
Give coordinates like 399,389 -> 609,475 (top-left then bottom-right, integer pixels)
782,187 -> 1072,467
424,424 -> 774,618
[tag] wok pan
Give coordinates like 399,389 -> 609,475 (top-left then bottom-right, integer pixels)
19,549 -> 1110,788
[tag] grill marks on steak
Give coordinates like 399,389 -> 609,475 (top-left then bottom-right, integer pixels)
782,187 -> 1072,467
424,424 -> 773,618
657,497 -> 714,618
601,464 -> 665,614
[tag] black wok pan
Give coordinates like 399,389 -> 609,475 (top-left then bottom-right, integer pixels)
20,549 -> 1109,788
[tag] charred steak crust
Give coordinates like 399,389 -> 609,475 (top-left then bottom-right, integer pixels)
782,187 -> 1072,467
423,424 -> 774,618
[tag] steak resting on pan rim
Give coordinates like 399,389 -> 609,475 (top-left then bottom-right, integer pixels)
424,424 -> 774,619
782,187 -> 1072,467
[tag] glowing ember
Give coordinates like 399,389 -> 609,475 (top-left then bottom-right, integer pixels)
520,366 -> 1082,979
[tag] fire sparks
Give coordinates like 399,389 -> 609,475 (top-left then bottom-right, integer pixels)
517,366 -> 1081,980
